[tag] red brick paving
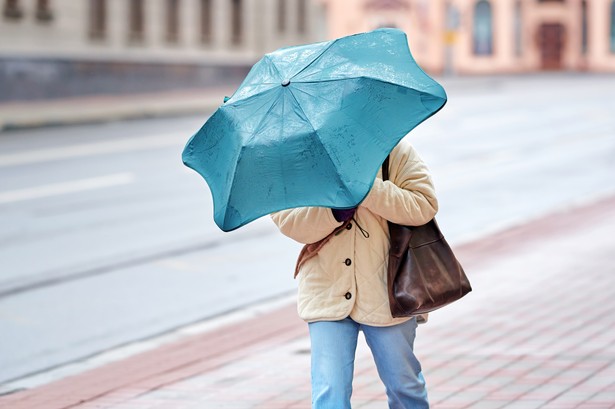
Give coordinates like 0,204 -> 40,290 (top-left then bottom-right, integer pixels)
1,195 -> 614,409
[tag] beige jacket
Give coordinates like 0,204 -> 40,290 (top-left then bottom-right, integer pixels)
271,140 -> 438,326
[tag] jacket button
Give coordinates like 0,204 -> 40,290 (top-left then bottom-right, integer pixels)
344,258 -> 352,266
346,223 -> 352,230
345,292 -> 352,300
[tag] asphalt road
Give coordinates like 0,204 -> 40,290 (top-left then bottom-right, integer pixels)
0,73 -> 614,387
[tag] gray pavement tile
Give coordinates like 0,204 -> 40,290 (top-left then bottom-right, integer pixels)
539,403 -> 577,409
475,376 -> 522,388
501,400 -> 545,409
588,391 -> 615,402
354,401 -> 388,409
440,399 -> 508,409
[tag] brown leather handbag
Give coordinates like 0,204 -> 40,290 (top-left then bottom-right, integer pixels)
382,156 -> 472,317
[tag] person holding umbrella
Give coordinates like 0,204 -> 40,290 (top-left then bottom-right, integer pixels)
271,138 -> 437,409
182,28 -> 447,408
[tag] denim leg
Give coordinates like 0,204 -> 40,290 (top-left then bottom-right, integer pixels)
361,318 -> 429,409
308,318 -> 360,409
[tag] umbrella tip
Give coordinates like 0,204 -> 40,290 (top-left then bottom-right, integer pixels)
223,96 -> 230,103
281,79 -> 290,87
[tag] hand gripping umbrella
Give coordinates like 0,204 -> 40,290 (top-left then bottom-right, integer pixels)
182,28 -> 447,232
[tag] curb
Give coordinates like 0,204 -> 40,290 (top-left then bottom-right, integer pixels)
0,305 -> 306,409
0,89 -> 232,132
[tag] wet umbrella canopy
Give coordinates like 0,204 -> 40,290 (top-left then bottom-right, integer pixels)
182,28 -> 447,232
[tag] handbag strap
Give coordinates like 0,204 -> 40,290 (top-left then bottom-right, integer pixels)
294,219 -> 351,278
382,155 -> 390,182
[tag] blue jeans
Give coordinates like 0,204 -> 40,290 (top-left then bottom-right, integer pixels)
308,317 -> 429,409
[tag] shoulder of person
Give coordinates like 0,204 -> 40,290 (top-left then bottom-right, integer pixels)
390,138 -> 424,164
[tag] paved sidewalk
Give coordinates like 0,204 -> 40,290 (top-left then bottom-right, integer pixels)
1,195 -> 615,409
0,88 -> 234,131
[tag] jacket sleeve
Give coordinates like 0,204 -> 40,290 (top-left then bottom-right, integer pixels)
270,207 -> 342,244
361,142 -> 438,226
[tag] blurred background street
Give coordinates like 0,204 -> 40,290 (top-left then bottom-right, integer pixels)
1,72 -> 614,395
1,0 -> 615,407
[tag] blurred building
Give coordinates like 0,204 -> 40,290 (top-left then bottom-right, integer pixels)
0,0 -> 327,101
320,0 -> 615,74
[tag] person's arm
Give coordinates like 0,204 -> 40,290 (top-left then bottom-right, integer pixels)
361,143 -> 438,226
271,207 -> 342,244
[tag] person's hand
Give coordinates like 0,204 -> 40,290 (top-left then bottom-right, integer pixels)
331,208 -> 356,222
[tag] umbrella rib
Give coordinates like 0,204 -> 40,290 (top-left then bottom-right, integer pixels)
225,88 -> 282,141
293,58 -> 352,83
295,76 -> 440,95
225,82 -> 279,106
222,87 -> 289,228
285,88 -> 351,200
264,54 -> 284,81
294,75 -> 445,136
221,89 -> 284,227
290,79 -> 391,145
289,39 -> 339,82
234,93 -> 280,161
244,92 -> 284,146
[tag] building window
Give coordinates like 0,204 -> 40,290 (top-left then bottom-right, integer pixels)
610,0 -> 615,53
297,0 -> 307,34
89,0 -> 106,40
129,0 -> 145,43
166,0 -> 180,43
277,0 -> 286,32
514,0 -> 522,56
3,0 -> 23,19
473,0 -> 493,55
36,0 -> 53,21
200,0 -> 212,44
581,0 -> 588,55
230,0 -> 242,45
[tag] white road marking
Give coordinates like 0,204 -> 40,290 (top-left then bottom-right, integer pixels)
0,173 -> 136,204
0,134 -> 186,167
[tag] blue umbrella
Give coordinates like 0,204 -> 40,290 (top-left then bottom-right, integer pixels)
182,28 -> 446,232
